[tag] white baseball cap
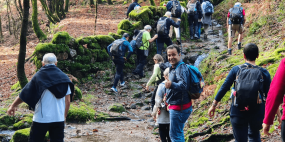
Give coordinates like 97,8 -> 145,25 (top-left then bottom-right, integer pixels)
235,2 -> 242,7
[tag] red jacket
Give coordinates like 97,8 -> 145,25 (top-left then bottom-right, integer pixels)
264,58 -> 285,125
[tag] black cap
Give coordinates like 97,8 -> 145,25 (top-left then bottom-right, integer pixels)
123,33 -> 130,38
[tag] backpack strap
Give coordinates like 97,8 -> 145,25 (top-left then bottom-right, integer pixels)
174,62 -> 185,111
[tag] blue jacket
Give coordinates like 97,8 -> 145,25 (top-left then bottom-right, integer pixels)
166,1 -> 182,18
107,37 -> 133,60
166,60 -> 191,105
215,63 -> 271,117
156,17 -> 181,38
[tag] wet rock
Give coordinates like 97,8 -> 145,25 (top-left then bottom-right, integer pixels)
0,134 -> 9,142
57,52 -> 68,60
136,102 -> 144,107
145,92 -> 152,97
70,49 -> 77,58
183,53 -> 199,64
108,103 -> 126,113
144,98 -> 151,104
132,92 -> 142,98
130,104 -> 137,109
141,106 -> 150,110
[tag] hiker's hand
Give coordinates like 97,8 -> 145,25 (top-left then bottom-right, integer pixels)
165,78 -> 172,89
153,115 -> 156,122
262,123 -> 271,136
123,57 -> 127,61
154,34 -> 158,39
177,19 -> 181,21
208,105 -> 216,118
7,105 -> 16,116
146,86 -> 149,91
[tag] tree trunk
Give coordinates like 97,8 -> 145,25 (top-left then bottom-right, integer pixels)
15,0 -> 23,20
94,0 -> 98,34
90,0 -> 94,7
0,15 -> 3,43
18,0 -> 23,13
17,0 -> 29,88
32,0 -> 47,40
40,0 -> 60,23
107,0 -> 112,5
55,0 -> 62,19
65,0 -> 69,12
60,0 -> 65,18
6,0 -> 12,35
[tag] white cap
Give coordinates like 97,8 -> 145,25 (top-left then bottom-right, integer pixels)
235,2 -> 242,7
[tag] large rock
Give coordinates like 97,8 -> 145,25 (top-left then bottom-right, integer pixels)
11,128 -> 49,142
69,49 -> 77,58
141,106 -> 151,110
108,103 -> 126,113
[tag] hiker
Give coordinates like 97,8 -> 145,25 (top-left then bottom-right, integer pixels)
156,11 -> 181,57
165,44 -> 192,142
132,25 -> 158,78
7,53 -> 74,142
151,67 -> 171,142
208,43 -> 271,142
227,2 -> 246,55
186,0 -> 202,39
128,29 -> 140,65
201,0 -> 214,39
107,33 -> 133,93
126,0 -> 141,18
262,58 -> 285,139
166,0 -> 185,41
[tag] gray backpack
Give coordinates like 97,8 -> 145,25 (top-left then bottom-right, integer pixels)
157,18 -> 168,36
133,30 -> 145,48
110,39 -> 125,56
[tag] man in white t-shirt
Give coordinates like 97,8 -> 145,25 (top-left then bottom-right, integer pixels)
7,53 -> 74,142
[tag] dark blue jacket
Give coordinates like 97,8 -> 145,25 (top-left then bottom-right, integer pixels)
166,60 -> 191,105
166,1 -> 182,18
126,2 -> 141,17
228,6 -> 244,25
156,17 -> 181,38
19,65 -> 74,110
107,37 -> 133,60
215,63 -> 271,117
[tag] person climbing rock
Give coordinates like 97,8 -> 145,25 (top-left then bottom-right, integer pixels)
165,44 -> 192,142
107,33 -> 133,93
208,43 -> 271,142
227,2 -> 246,55
151,67 -> 171,142
187,0 -> 202,40
201,0 -> 214,39
126,0 -> 141,19
7,53 -> 74,142
155,11 -> 181,58
132,25 -> 158,78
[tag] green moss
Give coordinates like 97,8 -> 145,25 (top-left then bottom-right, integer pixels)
256,57 -> 277,66
108,103 -> 126,113
267,63 -> 279,79
74,86 -> 82,100
249,22 -> 261,35
129,7 -> 153,25
0,124 -> 8,130
219,116 -> 230,123
118,20 -> 133,31
11,81 -> 21,90
97,49 -> 109,61
108,32 -> 122,40
190,117 -> 209,128
51,31 -> 71,45
95,35 -> 115,45
31,0 -> 47,41
117,29 -> 131,36
34,43 -> 70,60
0,115 -> 20,126
131,21 -> 143,31
10,128 -> 49,142
13,114 -> 33,130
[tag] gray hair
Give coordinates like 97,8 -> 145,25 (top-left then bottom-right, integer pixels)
153,54 -> 164,64
165,11 -> 171,17
42,53 -> 57,65
163,68 -> 170,77
144,25 -> 152,30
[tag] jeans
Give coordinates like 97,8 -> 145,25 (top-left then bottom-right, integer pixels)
188,14 -> 198,37
133,49 -> 147,77
282,121 -> 285,142
29,121 -> 64,142
169,106 -> 192,142
230,104 -> 264,142
159,124 -> 171,142
197,22 -> 202,39
113,58 -> 125,88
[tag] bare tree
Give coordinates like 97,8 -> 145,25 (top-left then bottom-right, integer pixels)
94,0 -> 98,34
0,15 -> 3,43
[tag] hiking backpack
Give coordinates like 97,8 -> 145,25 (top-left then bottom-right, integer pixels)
204,1 -> 213,16
157,17 -> 168,36
187,1 -> 197,15
133,30 -> 145,49
230,7 -> 243,24
187,64 -> 204,99
171,0 -> 182,18
234,64 -> 264,111
110,39 -> 125,56
156,62 -> 172,85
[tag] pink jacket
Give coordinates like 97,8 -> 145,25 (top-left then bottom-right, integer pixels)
264,58 -> 285,125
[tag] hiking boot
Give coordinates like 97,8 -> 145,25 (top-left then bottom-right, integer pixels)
120,81 -> 125,87
238,43 -> 241,50
227,49 -> 232,55
194,34 -> 198,39
111,87 -> 118,93
204,34 -> 207,40
190,36 -> 194,40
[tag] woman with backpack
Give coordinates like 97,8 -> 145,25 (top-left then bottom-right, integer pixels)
187,0 -> 202,40
151,67 -> 171,142
201,0 -> 214,39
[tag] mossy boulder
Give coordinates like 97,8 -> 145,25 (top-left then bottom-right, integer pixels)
74,86 -> 82,100
96,49 -> 109,62
94,35 -> 115,49
108,32 -> 122,39
10,128 -> 49,142
108,103 -> 126,113
13,114 -> 33,130
118,20 -> 133,31
117,29 -> 131,36
11,81 -> 21,90
0,124 -> 8,130
33,43 -> 70,60
129,7 -> 153,25
51,31 -> 71,45
0,115 -> 20,126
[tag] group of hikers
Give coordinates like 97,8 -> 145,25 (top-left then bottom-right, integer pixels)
5,0 -> 285,142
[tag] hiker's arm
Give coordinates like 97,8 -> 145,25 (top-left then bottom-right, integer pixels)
197,3 -> 203,19
148,35 -> 158,43
171,19 -> 181,28
65,94 -> 70,119
152,85 -> 163,116
147,64 -> 160,87
226,17 -> 229,28
170,67 -> 188,91
7,96 -> 23,116
107,44 -> 112,55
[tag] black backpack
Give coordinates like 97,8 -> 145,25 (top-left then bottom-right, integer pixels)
156,62 -> 172,85
110,39 -> 125,56
204,1 -> 213,16
157,17 -> 168,36
230,7 -> 243,24
171,0 -> 182,18
234,64 -> 264,111
133,30 -> 145,49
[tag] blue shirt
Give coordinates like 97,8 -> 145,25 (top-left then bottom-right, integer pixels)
107,37 -> 133,59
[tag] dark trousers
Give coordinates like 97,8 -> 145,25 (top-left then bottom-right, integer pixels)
133,49 -> 147,77
281,121 -> 285,142
159,124 -> 171,142
113,58 -> 125,88
230,104 -> 264,142
151,86 -> 159,111
29,121 -> 64,142
188,14 -> 198,37
156,38 -> 172,62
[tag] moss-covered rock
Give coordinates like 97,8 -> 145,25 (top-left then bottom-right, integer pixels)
0,115 -> 20,126
13,114 -> 33,130
51,31 -> 71,45
108,103 -> 126,113
117,29 -> 131,36
74,86 -> 82,100
108,32 -> 122,39
10,128 -> 49,142
96,49 -> 109,62
0,124 -> 8,130
11,81 -> 21,90
34,43 -> 70,59
129,7 -> 153,25
118,20 -> 133,31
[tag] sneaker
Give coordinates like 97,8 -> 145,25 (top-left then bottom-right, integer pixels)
238,43 -> 241,50
204,34 -> 207,40
194,34 -> 198,39
227,49 -> 232,55
190,36 -> 194,40
120,81 -> 125,87
111,87 -> 118,93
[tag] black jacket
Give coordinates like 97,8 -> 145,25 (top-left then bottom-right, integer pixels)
155,17 -> 181,38
19,65 -> 74,110
126,2 -> 141,17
